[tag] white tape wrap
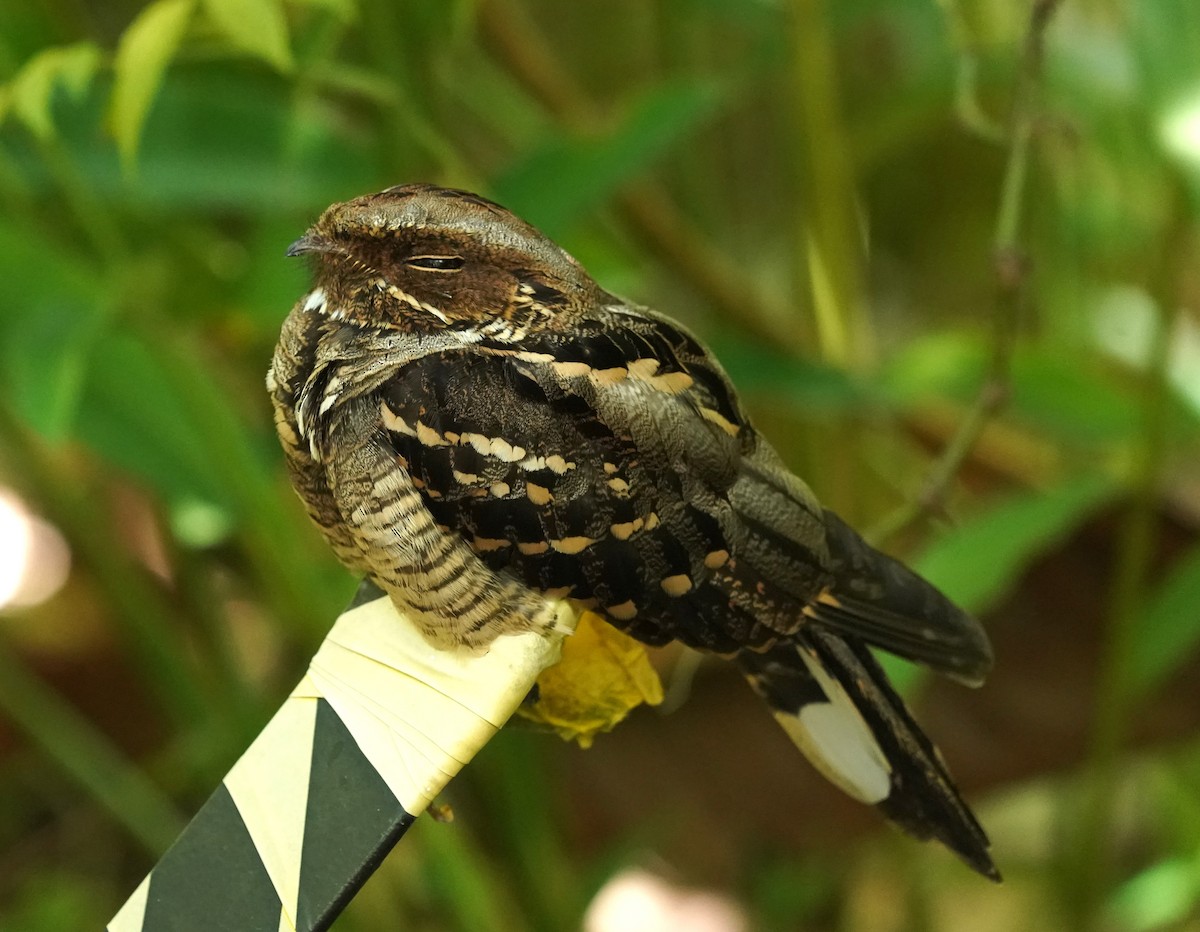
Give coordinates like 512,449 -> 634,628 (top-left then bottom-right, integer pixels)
296,594 -> 575,815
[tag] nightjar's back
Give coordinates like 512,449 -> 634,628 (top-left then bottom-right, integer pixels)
269,183 -> 998,879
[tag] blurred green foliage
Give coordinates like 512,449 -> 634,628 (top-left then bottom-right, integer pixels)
1,0 -> 1200,930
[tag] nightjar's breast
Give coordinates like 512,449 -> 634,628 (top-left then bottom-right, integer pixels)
268,295 -> 573,648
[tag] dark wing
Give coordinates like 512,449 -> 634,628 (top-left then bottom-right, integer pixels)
375,312 -> 775,652
813,510 -> 993,684
725,460 -> 994,683
377,305 -> 991,677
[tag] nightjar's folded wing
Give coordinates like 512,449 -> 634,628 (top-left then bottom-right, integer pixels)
374,311 -> 772,652
373,305 -> 991,675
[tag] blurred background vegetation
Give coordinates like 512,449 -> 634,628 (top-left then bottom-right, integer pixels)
1,0 -> 1199,929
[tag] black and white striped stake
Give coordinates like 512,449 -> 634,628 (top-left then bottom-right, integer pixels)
108,582 -> 576,932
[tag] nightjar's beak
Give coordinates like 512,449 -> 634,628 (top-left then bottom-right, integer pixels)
286,231 -> 333,257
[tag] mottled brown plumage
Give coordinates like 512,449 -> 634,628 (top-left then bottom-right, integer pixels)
268,184 -> 999,879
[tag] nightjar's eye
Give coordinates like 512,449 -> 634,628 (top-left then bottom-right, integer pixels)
405,255 -> 466,272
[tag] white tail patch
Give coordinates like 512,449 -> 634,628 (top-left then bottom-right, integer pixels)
774,648 -> 892,804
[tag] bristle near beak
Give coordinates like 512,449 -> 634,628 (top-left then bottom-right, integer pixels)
286,232 -> 333,257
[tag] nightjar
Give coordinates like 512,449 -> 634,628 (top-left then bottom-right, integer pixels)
268,184 -> 998,879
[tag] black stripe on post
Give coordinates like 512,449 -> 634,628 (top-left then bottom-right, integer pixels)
141,783 -> 283,932
295,698 -> 415,932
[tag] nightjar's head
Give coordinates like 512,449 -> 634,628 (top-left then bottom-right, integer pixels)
288,184 -> 598,336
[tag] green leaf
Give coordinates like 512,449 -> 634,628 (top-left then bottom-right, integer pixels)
1009,351 -> 1141,444
877,653 -> 924,695
110,0 -> 196,172
914,474 -> 1120,613
1,871 -> 107,932
291,0 -> 358,21
132,69 -> 377,211
1128,544 -> 1200,699
4,302 -> 107,442
0,220 -> 110,441
711,332 -> 864,412
74,332 -> 233,509
6,42 -> 102,141
878,331 -> 984,407
880,333 -> 1142,445
1108,855 -> 1200,932
200,0 -> 293,72
494,80 -> 725,237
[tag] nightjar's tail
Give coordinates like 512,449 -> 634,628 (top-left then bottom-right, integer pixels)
736,510 -> 998,880
737,633 -> 997,879
811,509 -> 994,687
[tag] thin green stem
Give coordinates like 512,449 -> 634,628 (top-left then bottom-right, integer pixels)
0,638 -> 184,854
786,0 -> 876,517
869,0 -> 1062,547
